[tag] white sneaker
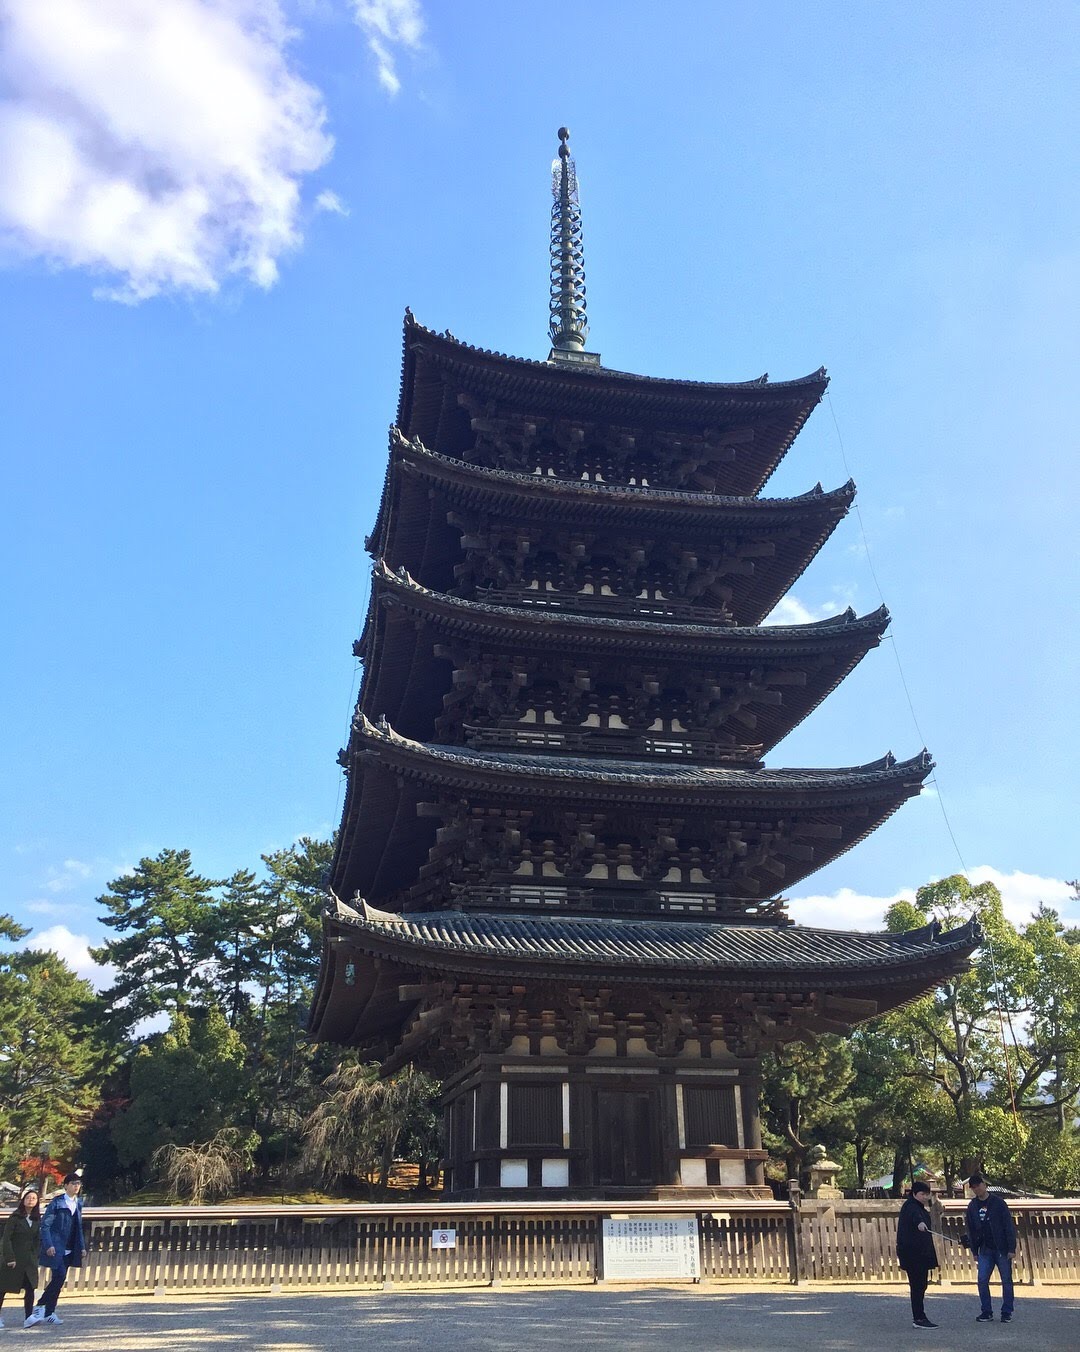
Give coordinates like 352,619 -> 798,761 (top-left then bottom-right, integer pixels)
42,1313 -> 62,1324
23,1311 -> 44,1327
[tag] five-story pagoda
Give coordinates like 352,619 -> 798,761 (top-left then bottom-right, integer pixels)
310,130 -> 978,1199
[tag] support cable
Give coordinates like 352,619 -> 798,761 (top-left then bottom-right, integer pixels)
825,391 -> 968,877
825,391 -> 1027,1170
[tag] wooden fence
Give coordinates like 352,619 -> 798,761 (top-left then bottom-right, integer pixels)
62,1199 -> 1080,1296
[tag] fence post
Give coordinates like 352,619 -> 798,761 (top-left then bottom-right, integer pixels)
152,1217 -> 168,1297
787,1180 -> 803,1285
491,1212 -> 503,1287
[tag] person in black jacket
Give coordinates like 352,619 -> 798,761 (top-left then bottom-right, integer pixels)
896,1180 -> 939,1328
0,1188 -> 40,1328
964,1173 -> 1016,1323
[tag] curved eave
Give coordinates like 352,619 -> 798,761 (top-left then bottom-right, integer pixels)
396,313 -> 827,494
331,718 -> 933,902
367,434 -> 855,625
387,430 -> 854,528
374,561 -> 890,658
309,902 -> 980,1044
400,311 -> 829,402
361,564 -> 888,752
351,715 -> 932,804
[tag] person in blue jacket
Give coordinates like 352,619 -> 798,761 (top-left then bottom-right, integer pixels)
26,1173 -> 87,1328
964,1173 -> 1016,1323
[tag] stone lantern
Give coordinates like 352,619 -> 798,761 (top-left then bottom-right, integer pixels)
807,1145 -> 843,1199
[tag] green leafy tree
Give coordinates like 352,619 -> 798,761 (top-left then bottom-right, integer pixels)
396,1071 -> 443,1190
876,875 -> 1027,1187
761,1034 -> 856,1183
1013,904 -> 1080,1131
779,875 -> 1080,1196
91,849 -> 219,1034
1020,1119 -> 1080,1194
0,917 -> 108,1174
110,1006 -> 252,1174
845,1021 -> 917,1191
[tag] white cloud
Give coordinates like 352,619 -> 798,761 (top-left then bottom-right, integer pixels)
24,899 -> 73,918
25,926 -> 115,990
314,188 -> 348,215
0,0 -> 333,302
43,859 -> 93,893
789,867 -> 1075,933
350,0 -> 424,96
788,885 -> 916,931
764,594 -> 845,626
966,866 -> 1075,929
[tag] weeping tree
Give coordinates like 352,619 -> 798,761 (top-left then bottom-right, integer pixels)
301,1059 -> 441,1195
154,1127 -> 257,1204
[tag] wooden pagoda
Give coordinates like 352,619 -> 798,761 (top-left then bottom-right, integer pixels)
310,130 -> 978,1199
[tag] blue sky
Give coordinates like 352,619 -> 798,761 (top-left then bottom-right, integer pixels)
2,1 -> 1077,981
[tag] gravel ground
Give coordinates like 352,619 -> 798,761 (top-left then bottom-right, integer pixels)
13,1284 -> 1079,1351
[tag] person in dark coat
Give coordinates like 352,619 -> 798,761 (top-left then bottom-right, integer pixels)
896,1179 -> 939,1328
28,1173 -> 87,1327
964,1173 -> 1016,1323
0,1188 -> 40,1328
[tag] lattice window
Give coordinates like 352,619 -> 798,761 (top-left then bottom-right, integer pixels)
683,1085 -> 739,1147
506,1083 -> 562,1147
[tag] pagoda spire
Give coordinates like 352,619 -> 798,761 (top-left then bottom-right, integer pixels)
548,127 -> 598,364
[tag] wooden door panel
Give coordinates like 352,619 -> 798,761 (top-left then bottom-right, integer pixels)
595,1089 -> 656,1185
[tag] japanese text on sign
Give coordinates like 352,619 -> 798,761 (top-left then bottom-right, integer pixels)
601,1217 -> 699,1280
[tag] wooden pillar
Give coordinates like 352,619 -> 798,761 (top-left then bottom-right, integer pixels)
741,1068 -> 765,1185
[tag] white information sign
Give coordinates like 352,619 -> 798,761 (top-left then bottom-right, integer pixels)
601,1217 -> 699,1281
431,1228 -> 457,1249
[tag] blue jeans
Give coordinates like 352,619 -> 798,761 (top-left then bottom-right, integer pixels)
977,1248 -> 1014,1316
41,1260 -> 69,1317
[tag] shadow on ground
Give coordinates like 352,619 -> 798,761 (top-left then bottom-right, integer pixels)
44,1286 -> 1080,1351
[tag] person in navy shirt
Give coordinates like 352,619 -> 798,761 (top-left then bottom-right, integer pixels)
964,1173 -> 1017,1323
27,1173 -> 87,1327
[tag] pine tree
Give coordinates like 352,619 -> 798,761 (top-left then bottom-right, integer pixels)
91,849 -> 220,1033
0,916 -> 108,1174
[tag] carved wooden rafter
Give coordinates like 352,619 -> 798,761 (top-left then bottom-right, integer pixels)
456,392 -> 751,491
382,977 -> 876,1072
404,798 -> 826,906
447,512 -> 788,615
429,642 -> 823,750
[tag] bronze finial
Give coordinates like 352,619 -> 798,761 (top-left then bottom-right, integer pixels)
549,127 -> 590,357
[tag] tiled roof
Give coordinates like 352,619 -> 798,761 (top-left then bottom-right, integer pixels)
373,560 -> 890,652
387,428 -> 854,519
332,898 -> 981,977
401,311 -> 829,394
394,312 -> 829,498
353,714 -> 932,795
